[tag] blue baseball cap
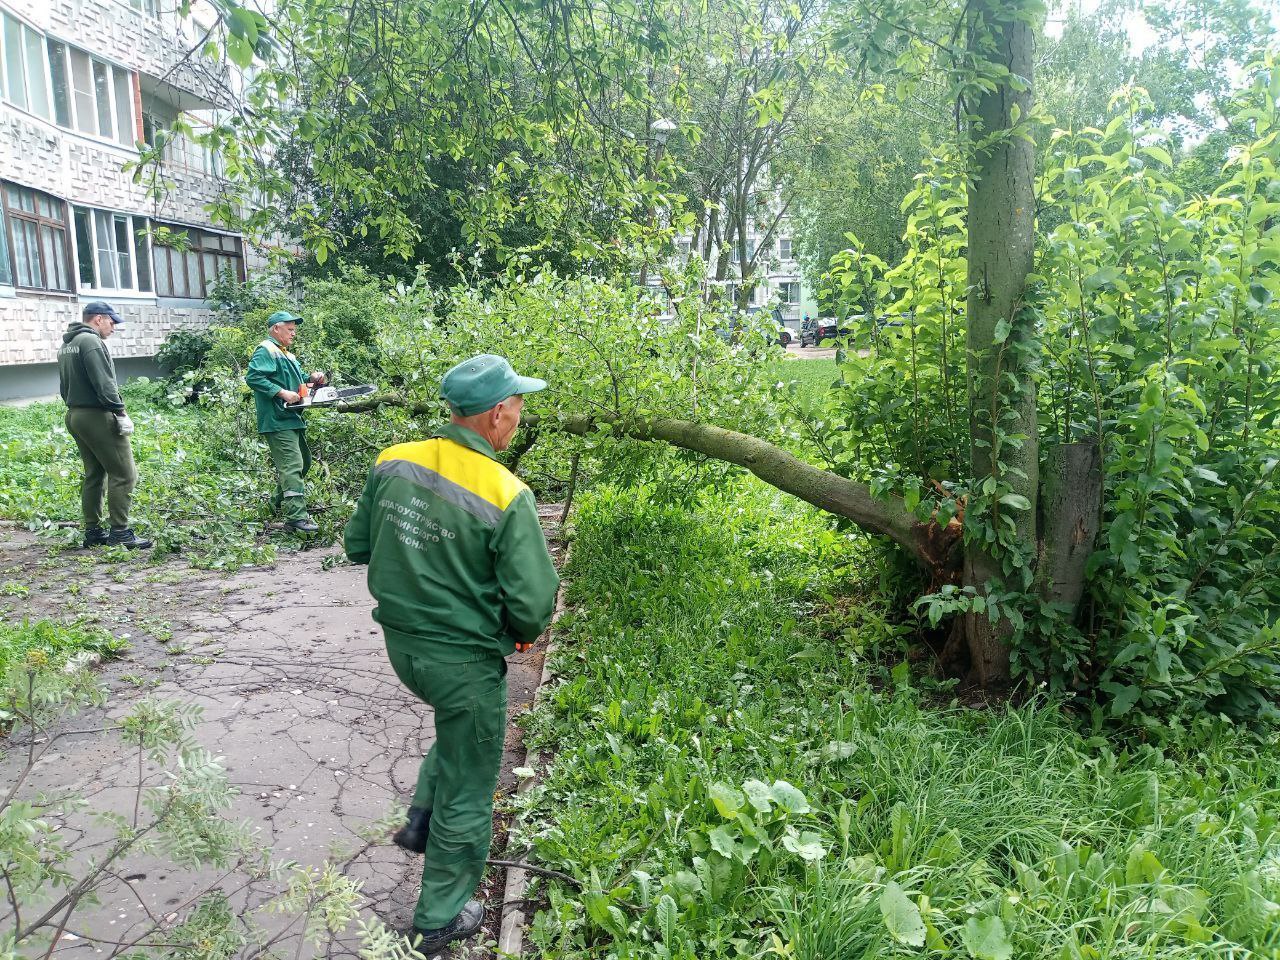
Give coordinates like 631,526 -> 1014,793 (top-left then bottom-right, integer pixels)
82,300 -> 123,328
440,354 -> 547,416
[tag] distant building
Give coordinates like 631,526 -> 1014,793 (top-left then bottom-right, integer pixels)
650,216 -> 819,334
0,0 -> 251,399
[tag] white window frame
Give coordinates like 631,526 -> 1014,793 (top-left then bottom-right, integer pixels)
49,42 -> 137,148
72,206 -> 153,296
780,281 -> 801,305
779,238 -> 793,260
1,13 -> 55,123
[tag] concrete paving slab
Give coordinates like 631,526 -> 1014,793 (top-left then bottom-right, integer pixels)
0,523 -> 558,958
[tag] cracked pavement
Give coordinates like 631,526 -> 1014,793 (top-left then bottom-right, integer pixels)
0,510 -> 564,958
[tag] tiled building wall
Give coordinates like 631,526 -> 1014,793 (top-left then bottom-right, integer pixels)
3,0 -> 226,104
0,0 -> 244,372
0,298 -> 213,365
0,110 -> 225,226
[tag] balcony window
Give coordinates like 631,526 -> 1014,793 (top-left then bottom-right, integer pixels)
46,40 -> 71,126
73,207 -> 152,295
54,45 -> 136,146
153,224 -> 244,299
0,207 -> 12,288
2,183 -> 72,292
1,14 -> 52,121
780,281 -> 800,305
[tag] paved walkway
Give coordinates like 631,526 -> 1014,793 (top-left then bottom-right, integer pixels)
0,515 -> 560,957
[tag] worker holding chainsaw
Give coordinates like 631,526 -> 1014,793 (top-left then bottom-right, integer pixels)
245,310 -> 326,534
344,354 -> 559,955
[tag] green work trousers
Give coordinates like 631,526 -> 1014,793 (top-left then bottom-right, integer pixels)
263,428 -> 311,521
65,408 -> 137,530
387,648 -> 508,930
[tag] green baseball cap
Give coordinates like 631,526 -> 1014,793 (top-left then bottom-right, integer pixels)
267,309 -> 303,329
440,354 -> 547,416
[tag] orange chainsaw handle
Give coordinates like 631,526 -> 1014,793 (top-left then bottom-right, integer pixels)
515,641 -> 534,653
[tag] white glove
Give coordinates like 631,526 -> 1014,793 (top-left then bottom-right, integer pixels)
115,413 -> 135,436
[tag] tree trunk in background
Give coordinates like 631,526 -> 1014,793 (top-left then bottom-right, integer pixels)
961,0 -> 1039,687
1035,441 -> 1102,612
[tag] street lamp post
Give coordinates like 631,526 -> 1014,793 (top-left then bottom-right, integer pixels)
638,118 -> 677,291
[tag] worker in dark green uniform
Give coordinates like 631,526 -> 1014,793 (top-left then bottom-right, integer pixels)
344,354 -> 559,955
57,301 -> 151,550
244,310 -> 327,533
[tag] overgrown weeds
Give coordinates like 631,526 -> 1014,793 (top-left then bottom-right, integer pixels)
518,483 -> 1280,957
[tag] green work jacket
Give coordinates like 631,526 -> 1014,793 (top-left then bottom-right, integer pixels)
245,336 -> 308,434
344,423 -> 559,661
58,323 -> 125,413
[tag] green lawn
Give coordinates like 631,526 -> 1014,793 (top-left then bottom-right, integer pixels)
769,356 -> 840,406
518,482 -> 1280,958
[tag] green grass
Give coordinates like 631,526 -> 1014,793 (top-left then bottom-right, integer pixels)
769,356 -> 840,406
518,483 -> 1280,958
0,383 -> 409,569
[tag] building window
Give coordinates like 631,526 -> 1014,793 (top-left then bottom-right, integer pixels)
46,39 -> 71,126
1,13 -> 53,121
0,207 -> 13,288
51,44 -> 136,146
153,224 -> 244,299
129,0 -> 161,15
676,238 -> 691,257
72,207 -> 151,294
780,281 -> 801,305
779,238 -> 793,260
2,184 -> 72,292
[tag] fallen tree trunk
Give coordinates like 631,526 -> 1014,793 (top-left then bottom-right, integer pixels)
334,395 -> 962,578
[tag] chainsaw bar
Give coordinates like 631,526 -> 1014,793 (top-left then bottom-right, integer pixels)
284,384 -> 377,410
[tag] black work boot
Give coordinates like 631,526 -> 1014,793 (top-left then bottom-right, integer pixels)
108,527 -> 153,550
404,901 -> 484,956
392,806 -> 431,854
285,518 -> 319,533
83,527 -> 109,548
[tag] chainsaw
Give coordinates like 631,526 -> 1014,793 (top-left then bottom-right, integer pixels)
284,384 -> 377,410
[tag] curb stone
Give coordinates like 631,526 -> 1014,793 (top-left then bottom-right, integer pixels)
496,511 -> 568,957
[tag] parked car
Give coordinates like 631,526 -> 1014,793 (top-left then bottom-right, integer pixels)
798,316 -> 852,347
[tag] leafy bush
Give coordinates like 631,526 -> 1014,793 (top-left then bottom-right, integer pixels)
518,484 -> 1280,958
824,68 -> 1280,729
156,329 -> 215,376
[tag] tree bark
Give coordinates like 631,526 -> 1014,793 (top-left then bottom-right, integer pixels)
1034,441 -> 1102,612
961,0 -> 1039,687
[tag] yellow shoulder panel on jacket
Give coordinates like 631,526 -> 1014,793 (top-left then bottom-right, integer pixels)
376,439 -> 526,511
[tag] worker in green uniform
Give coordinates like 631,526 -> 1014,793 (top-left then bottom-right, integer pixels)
57,301 -> 152,550
244,310 -> 327,533
344,354 -> 559,955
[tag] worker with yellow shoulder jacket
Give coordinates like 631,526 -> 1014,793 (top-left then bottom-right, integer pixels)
344,354 -> 559,955
244,310 -> 327,533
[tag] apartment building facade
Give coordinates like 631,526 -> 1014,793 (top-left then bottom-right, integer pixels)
0,0 -> 247,399
652,215 -> 820,336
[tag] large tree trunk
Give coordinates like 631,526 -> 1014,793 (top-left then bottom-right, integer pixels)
961,0 -> 1039,687
337,396 -> 964,580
